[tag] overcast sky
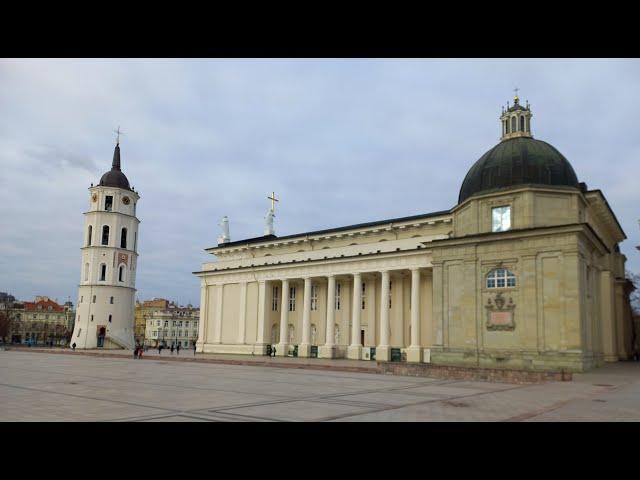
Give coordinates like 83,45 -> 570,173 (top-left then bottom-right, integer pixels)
1,59 -> 638,306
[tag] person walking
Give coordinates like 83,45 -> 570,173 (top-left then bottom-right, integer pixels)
170,344 -> 174,354
158,344 -> 162,355
138,346 -> 143,359
193,343 -> 197,356
72,342 -> 76,352
133,346 -> 138,359
176,344 -> 180,355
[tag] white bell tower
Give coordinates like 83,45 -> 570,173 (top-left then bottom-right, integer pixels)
71,135 -> 140,349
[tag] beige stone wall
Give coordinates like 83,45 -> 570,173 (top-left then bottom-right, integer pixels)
432,186 -> 629,372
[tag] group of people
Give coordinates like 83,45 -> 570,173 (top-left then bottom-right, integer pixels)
157,343 -> 182,355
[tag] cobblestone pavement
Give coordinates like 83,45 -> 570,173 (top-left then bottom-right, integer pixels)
1,350 -> 638,421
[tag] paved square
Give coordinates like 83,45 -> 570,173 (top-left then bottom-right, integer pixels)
1,350 -> 639,421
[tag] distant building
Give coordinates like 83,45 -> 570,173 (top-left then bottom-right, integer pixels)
134,298 -> 170,345
144,302 -> 199,348
8,296 -> 72,345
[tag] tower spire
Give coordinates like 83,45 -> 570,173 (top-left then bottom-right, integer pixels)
112,142 -> 121,170
112,127 -> 124,170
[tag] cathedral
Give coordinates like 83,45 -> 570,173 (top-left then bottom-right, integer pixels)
194,95 -> 635,372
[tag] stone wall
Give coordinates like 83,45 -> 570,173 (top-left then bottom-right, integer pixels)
378,361 -> 572,384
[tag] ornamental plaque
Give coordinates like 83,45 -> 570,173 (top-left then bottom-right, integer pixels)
485,292 -> 516,331
117,252 -> 129,266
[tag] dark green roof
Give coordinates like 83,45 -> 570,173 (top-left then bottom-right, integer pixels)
458,137 -> 580,204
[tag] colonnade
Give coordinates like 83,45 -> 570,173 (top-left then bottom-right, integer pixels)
271,268 -> 425,362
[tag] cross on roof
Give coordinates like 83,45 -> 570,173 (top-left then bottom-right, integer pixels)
267,191 -> 279,211
114,126 -> 125,144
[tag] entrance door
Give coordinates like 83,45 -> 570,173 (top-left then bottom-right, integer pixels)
97,327 -> 106,347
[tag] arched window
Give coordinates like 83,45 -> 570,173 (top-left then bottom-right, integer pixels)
511,116 -> 516,133
526,116 -> 530,132
100,264 -> 106,281
118,265 -> 125,282
486,268 -> 516,289
101,226 -> 110,245
87,225 -> 92,246
108,314 -> 112,323
121,228 -> 127,249
520,115 -> 525,131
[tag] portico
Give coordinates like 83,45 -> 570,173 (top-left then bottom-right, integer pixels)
193,212 -> 448,361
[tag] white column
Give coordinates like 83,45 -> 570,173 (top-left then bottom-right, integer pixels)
319,275 -> 336,359
237,281 -> 247,344
255,280 -> 268,354
276,279 -> 289,356
196,281 -> 208,352
214,284 -> 223,344
299,277 -> 312,357
407,268 -> 423,362
377,270 -> 391,361
347,272 -> 362,360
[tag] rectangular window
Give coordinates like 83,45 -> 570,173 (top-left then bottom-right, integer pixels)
105,196 -> 113,211
178,321 -> 183,327
492,206 -> 511,232
335,283 -> 341,310
389,280 -> 392,308
272,286 -> 279,311
289,287 -> 296,312
92,295 -> 96,303
310,284 -> 318,311
173,321 -> 176,327
156,320 -> 160,326
164,321 -> 169,327
194,321 -> 198,329
361,282 -> 366,310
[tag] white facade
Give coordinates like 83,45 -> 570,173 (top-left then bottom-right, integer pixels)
71,144 -> 140,349
144,307 -> 199,348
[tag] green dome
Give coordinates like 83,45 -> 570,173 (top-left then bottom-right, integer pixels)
458,137 -> 580,204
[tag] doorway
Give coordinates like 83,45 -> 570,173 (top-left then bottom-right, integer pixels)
97,327 -> 106,347
360,329 -> 365,346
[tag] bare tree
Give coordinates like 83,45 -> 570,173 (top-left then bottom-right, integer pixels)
626,271 -> 640,314
0,311 -> 10,343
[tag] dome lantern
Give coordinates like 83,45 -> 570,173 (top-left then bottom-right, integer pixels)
500,89 -> 533,141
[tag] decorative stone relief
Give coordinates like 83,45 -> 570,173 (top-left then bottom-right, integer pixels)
485,292 -> 516,331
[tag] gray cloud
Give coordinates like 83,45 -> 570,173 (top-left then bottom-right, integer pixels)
0,59 -> 639,306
